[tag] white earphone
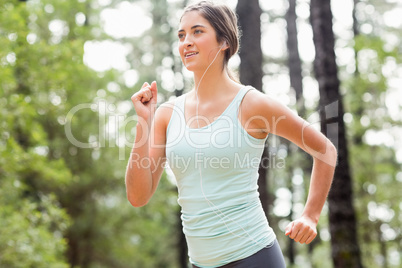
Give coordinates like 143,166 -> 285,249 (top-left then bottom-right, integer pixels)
221,40 -> 227,50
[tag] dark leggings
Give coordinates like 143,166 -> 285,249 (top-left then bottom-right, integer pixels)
192,240 -> 286,268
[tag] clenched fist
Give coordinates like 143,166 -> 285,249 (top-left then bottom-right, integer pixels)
131,81 -> 158,122
285,216 -> 318,244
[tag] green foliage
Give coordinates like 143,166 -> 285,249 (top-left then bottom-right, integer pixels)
87,178 -> 180,268
1,0 -> 181,267
0,185 -> 70,268
0,1 -> 72,266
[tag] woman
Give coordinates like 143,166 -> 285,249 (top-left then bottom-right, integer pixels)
126,1 -> 337,267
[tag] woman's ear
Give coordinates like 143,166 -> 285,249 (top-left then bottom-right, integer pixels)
221,40 -> 229,50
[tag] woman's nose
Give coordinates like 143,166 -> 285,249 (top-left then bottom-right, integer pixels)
183,36 -> 193,47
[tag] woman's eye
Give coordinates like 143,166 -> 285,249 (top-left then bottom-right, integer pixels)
194,29 -> 202,34
178,34 -> 184,39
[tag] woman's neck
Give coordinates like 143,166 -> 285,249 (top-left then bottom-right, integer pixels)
192,67 -> 238,101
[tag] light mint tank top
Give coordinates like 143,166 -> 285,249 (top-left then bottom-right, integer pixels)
165,86 -> 276,268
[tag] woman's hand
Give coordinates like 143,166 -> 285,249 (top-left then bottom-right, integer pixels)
131,81 -> 158,123
285,216 -> 318,244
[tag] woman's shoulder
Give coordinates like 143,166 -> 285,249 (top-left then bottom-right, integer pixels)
242,87 -> 276,115
158,98 -> 176,110
154,98 -> 176,128
154,94 -> 187,129
242,87 -> 296,122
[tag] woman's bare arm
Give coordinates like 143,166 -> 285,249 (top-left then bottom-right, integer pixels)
241,90 -> 337,244
125,82 -> 173,207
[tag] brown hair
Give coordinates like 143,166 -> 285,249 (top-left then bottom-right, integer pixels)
181,1 -> 240,80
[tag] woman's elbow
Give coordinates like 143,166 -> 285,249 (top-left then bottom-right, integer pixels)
329,140 -> 338,163
126,184 -> 150,207
321,140 -> 337,167
127,193 -> 149,207
310,139 -> 337,167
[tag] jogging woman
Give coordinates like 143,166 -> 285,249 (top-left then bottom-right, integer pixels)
126,1 -> 337,267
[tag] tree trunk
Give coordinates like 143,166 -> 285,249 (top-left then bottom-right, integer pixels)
286,0 -> 304,116
310,1 -> 363,267
236,0 -> 269,217
285,0 -> 302,264
352,0 -> 360,77
177,208 -> 188,268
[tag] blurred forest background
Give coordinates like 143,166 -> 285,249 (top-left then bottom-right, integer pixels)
1,0 -> 401,267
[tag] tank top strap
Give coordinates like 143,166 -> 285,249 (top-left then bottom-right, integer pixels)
227,85 -> 255,121
166,94 -> 186,136
174,93 -> 185,111
236,85 -> 254,104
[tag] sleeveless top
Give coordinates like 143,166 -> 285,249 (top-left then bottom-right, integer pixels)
165,86 -> 276,268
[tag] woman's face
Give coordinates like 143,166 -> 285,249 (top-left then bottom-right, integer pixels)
178,11 -> 223,73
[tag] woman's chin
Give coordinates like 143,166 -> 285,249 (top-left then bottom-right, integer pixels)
183,64 -> 198,73
184,63 -> 207,74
